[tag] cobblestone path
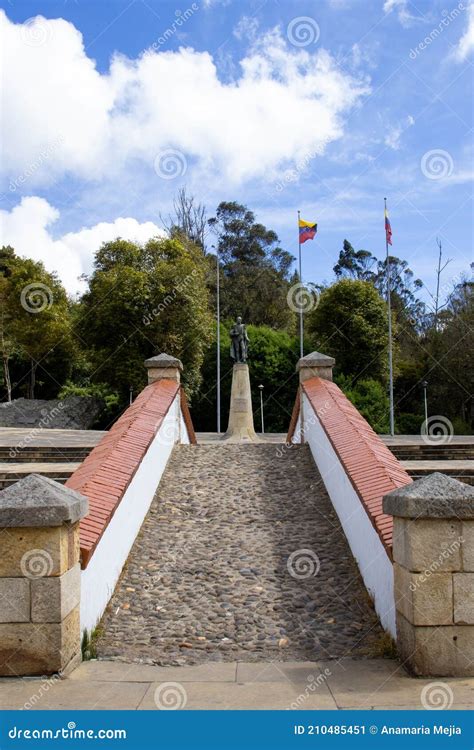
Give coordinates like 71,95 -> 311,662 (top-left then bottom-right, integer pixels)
98,444 -> 384,665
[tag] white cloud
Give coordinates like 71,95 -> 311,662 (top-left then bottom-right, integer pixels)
383,0 -> 425,27
0,197 -> 165,295
1,11 -> 369,188
453,1 -> 474,61
233,16 -> 259,42
384,114 -> 415,150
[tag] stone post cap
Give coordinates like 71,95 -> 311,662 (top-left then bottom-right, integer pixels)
297,351 -> 335,382
296,351 -> 335,372
0,474 -> 88,527
383,472 -> 474,519
144,353 -> 183,371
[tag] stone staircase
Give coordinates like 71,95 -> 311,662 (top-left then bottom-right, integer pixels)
98,443 -> 384,666
382,437 -> 474,485
0,429 -> 104,488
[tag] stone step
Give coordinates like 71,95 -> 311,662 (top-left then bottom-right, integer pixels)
402,459 -> 474,485
0,462 -> 80,489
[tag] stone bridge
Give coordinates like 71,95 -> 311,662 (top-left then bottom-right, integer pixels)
0,351 -> 473,702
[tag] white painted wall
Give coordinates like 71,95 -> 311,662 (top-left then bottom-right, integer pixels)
81,393 -> 190,632
302,392 -> 396,637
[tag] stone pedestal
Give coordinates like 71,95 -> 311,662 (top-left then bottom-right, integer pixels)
383,473 -> 474,677
223,364 -> 258,442
0,474 -> 88,676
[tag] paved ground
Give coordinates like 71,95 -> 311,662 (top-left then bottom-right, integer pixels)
381,435 -> 474,446
195,432 -> 287,444
98,444 -> 384,666
0,659 -> 472,710
0,427 -> 105,448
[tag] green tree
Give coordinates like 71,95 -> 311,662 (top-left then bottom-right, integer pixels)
0,247 -> 74,399
423,277 -> 473,429
336,374 -> 389,433
76,236 -> 213,404
307,279 -> 390,382
208,202 -> 295,330
333,239 -> 376,281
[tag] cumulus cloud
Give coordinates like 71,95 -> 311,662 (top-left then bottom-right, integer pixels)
1,10 -> 369,188
0,197 -> 165,295
453,1 -> 474,61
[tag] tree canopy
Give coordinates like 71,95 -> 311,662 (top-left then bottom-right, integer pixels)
0,196 -> 471,436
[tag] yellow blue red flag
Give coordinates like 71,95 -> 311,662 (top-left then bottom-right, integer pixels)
298,218 -> 318,244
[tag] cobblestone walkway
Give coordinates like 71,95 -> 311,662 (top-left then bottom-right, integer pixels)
98,444 -> 384,665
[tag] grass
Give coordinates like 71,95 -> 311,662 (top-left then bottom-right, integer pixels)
81,626 -> 104,660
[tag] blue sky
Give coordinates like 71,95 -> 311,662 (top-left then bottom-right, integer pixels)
0,0 -> 473,307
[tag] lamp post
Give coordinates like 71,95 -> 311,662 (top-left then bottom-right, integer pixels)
258,384 -> 264,435
422,380 -> 428,426
129,385 -> 133,405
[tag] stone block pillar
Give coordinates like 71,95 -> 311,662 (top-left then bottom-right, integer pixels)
144,353 -> 183,384
296,351 -> 335,443
383,472 -> 474,677
0,473 -> 88,676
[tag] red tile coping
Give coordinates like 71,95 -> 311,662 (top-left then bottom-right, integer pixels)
180,386 -> 197,445
301,377 -> 412,557
286,387 -> 300,445
66,379 -> 180,568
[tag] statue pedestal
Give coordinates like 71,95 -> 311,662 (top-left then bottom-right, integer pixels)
223,364 -> 259,442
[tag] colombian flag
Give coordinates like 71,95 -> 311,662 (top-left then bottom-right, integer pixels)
385,208 -> 392,246
299,218 -> 318,244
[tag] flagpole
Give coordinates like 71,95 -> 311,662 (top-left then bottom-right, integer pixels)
385,197 -> 395,437
297,209 -> 303,359
215,246 -> 221,434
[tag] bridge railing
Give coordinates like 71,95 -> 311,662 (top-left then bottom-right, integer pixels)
287,352 -> 474,676
0,353 -> 196,675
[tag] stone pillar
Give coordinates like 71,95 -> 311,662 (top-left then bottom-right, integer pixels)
296,351 -> 335,443
223,364 -> 258,443
144,353 -> 183,384
297,351 -> 335,383
383,472 -> 474,677
0,473 -> 88,676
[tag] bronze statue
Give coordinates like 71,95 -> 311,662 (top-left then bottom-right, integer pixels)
230,316 -> 249,363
